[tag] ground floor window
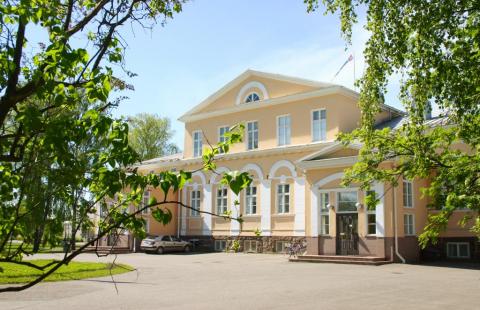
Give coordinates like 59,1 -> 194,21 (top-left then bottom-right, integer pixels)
214,240 -> 227,251
404,214 -> 415,236
190,190 -> 201,217
446,242 -> 470,259
367,213 -> 376,235
320,214 -> 329,235
244,240 -> 258,253
275,241 -> 288,253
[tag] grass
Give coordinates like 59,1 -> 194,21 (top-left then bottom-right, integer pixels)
0,259 -> 134,284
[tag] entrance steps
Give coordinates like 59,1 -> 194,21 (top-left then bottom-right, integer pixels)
290,255 -> 392,265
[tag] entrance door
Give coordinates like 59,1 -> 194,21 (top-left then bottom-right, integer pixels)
336,213 -> 359,255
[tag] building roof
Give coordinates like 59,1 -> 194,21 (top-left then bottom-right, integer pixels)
375,115 -> 449,130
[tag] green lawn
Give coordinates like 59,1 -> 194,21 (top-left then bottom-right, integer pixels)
0,259 -> 134,284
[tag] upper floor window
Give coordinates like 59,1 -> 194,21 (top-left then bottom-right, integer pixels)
312,109 -> 327,141
277,115 -> 291,146
245,185 -> 257,215
193,131 -> 202,157
277,183 -> 290,213
190,190 -> 201,217
246,121 -> 258,150
218,126 -> 229,153
403,180 -> 413,208
245,92 -> 260,103
216,187 -> 228,215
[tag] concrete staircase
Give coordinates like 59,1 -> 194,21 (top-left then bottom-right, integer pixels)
289,255 -> 392,265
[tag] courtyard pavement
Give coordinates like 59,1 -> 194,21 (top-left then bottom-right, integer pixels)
0,252 -> 479,310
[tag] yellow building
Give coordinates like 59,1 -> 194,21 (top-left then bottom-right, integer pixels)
137,70 -> 478,262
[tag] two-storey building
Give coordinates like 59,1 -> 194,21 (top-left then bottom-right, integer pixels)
137,70 -> 478,262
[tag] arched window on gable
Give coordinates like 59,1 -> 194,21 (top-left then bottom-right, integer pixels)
245,92 -> 260,103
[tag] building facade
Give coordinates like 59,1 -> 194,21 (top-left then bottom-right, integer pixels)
137,70 -> 479,262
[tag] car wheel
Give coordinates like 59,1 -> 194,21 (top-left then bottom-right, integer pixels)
184,245 -> 191,253
156,246 -> 164,254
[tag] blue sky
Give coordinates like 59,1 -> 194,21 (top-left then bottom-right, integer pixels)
113,0 -> 399,148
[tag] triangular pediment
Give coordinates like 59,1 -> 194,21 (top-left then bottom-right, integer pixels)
179,70 -> 334,121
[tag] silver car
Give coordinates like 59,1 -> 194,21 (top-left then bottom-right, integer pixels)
140,235 -> 191,254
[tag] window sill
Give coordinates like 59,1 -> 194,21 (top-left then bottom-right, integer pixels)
272,213 -> 294,217
243,214 -> 261,218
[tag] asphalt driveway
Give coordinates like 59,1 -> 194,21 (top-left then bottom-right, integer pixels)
0,252 -> 479,310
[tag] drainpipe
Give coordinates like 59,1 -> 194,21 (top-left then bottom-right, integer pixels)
393,183 -> 406,263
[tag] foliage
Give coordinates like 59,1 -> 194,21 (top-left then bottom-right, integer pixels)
305,0 -> 480,246
0,259 -> 133,284
0,0 -> 252,292
128,113 -> 180,161
230,240 -> 240,253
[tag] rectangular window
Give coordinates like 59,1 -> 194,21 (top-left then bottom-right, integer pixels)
275,241 -> 287,253
320,192 -> 329,235
312,109 -> 327,141
247,121 -> 258,150
277,115 -> 291,146
214,240 -> 227,251
190,190 -> 201,217
403,180 -> 413,208
142,191 -> 150,214
244,240 -> 258,253
277,184 -> 290,213
337,191 -> 357,212
218,126 -> 229,153
245,185 -> 257,215
446,242 -> 470,259
366,190 -> 377,235
367,214 -> 377,235
193,131 -> 202,157
404,214 -> 415,235
216,187 -> 228,215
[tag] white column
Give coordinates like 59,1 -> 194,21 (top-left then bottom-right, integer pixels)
180,189 -> 187,235
374,181 -> 385,237
310,189 -> 319,237
203,184 -> 212,235
230,191 -> 240,236
294,177 -> 306,236
260,180 -> 272,236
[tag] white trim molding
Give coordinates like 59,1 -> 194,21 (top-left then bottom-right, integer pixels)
230,190 -> 241,236
236,81 -> 269,105
269,160 -> 297,179
260,180 -> 272,236
373,181 -> 385,237
209,166 -> 230,185
315,172 -> 345,188
180,189 -> 187,235
293,177 -> 306,236
240,163 -> 264,180
202,184 -> 213,235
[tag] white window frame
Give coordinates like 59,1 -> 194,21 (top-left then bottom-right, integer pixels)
403,179 -> 414,208
246,121 -> 259,150
277,115 -> 291,146
190,190 -> 201,217
218,126 -> 229,154
244,92 -> 260,103
336,190 -> 359,213
446,242 -> 470,259
193,130 -> 202,158
276,183 -> 290,214
216,186 -> 228,215
365,190 -> 377,235
275,241 -> 288,253
244,240 -> 258,253
311,109 -> 327,142
404,213 -> 415,236
214,240 -> 227,251
319,191 -> 330,235
245,184 -> 257,215
143,218 -> 150,233
142,190 -> 150,214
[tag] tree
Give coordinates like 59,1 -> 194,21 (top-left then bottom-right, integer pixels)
0,1 -> 251,292
305,1 -> 480,246
128,113 -> 180,161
